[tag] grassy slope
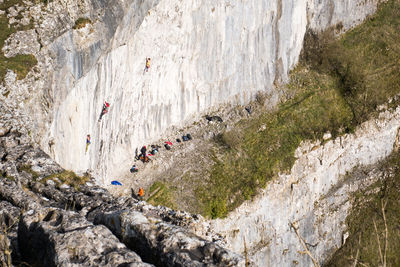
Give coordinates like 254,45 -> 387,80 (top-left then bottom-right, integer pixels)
325,151 -> 400,267
147,181 -> 178,209
197,70 -> 353,218
0,0 -> 40,82
192,0 -> 400,218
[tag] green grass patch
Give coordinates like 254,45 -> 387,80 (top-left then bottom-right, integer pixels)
0,0 -> 38,81
147,181 -> 177,210
73,17 -> 91,30
0,54 -> 37,80
325,151 -> 400,266
195,0 -> 400,218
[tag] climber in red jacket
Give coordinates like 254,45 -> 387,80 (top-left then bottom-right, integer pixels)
98,101 -> 110,121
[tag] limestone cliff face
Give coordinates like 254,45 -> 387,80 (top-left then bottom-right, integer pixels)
0,2 -> 395,266
1,0 -> 377,182
209,107 -> 400,266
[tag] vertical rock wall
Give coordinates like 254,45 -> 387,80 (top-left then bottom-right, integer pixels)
44,0 -> 378,182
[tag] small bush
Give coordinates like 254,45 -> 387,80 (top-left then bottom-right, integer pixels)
0,54 -> 37,80
209,198 -> 227,219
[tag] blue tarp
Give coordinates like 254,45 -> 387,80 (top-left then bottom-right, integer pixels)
111,180 -> 122,185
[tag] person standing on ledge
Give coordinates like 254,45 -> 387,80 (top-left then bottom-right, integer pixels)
138,187 -> 144,201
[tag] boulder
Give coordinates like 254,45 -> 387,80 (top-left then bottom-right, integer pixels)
18,207 -> 152,267
93,209 -> 245,266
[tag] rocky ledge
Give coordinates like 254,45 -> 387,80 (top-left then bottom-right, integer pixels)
0,113 -> 245,266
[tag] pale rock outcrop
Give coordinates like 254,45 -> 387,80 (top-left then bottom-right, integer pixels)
93,208 -> 245,266
2,30 -> 40,58
210,107 -> 400,266
18,207 -> 152,267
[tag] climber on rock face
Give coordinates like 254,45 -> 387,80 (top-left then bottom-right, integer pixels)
98,101 -> 110,121
144,58 -> 151,73
85,134 -> 91,152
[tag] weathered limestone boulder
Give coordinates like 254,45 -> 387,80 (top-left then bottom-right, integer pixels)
18,207 -> 152,266
93,208 -> 245,266
0,179 -> 41,211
